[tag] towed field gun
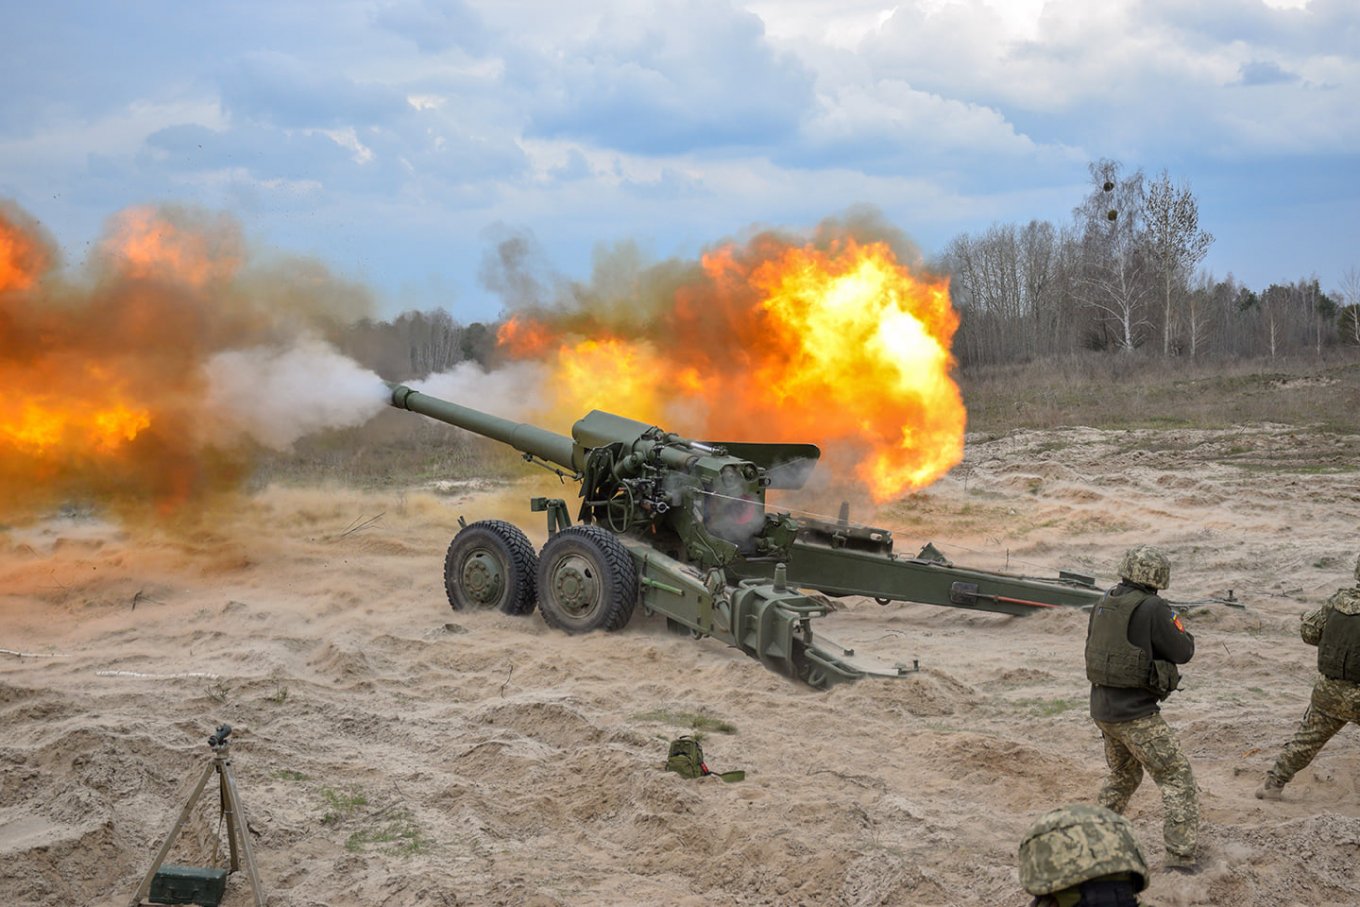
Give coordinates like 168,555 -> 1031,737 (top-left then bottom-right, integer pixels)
388,384 -> 1103,688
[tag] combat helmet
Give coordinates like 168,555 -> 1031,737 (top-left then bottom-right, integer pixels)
1018,804 -> 1148,896
1118,545 -> 1170,590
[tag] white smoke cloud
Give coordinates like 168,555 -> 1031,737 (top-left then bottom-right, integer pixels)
202,339 -> 390,449
409,360 -> 551,424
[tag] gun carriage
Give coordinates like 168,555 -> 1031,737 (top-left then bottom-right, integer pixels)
389,384 -> 1102,688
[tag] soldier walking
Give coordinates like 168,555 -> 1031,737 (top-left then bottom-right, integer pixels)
1257,554 -> 1360,801
1085,545 -> 1199,872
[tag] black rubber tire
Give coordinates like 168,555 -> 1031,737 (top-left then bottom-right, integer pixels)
443,520 -> 538,615
536,525 -> 638,633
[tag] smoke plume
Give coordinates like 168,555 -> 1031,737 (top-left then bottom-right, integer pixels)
410,361 -> 551,424
0,200 -> 388,520
484,207 -> 966,504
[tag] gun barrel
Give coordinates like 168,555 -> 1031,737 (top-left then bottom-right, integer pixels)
388,384 -> 579,471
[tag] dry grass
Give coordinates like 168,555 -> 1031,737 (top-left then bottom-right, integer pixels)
960,350 -> 1360,436
251,352 -> 1360,488
253,410 -> 537,489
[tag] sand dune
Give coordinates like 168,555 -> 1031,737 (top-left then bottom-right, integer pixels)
3,425 -> 1360,906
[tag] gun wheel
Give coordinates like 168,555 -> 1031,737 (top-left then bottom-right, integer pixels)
537,525 -> 638,633
444,520 -> 538,615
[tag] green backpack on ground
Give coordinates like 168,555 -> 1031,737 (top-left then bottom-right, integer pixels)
665,736 -> 744,782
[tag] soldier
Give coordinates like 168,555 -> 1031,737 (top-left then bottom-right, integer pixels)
1018,804 -> 1148,907
1085,545 -> 1199,872
1257,554 -> 1360,801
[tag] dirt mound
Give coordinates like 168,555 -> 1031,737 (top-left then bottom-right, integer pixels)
3,424 -> 1360,905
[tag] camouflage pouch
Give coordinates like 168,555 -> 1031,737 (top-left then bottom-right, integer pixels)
666,736 -> 706,778
1150,660 -> 1181,700
665,736 -> 744,782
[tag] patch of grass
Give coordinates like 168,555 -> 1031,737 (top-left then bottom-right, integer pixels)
204,680 -> 230,704
631,708 -> 738,735
320,787 -> 369,825
1231,463 -> 1358,475
1009,697 -> 1080,717
344,811 -> 431,856
960,351 -> 1360,434
253,417 -> 536,490
273,769 -> 308,782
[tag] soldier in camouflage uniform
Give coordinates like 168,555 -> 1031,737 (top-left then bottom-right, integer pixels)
1085,545 -> 1199,872
1018,804 -> 1148,907
1257,554 -> 1360,801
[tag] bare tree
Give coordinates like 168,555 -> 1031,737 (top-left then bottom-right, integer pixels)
1075,160 -> 1151,351
1338,268 -> 1360,346
1185,270 -> 1219,358
1297,277 -> 1338,356
1018,219 -> 1062,356
1340,267 -> 1360,309
1248,281 -> 1326,359
1144,170 -> 1213,356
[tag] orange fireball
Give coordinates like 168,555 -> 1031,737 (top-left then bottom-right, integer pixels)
497,229 -> 966,502
0,202 -> 366,520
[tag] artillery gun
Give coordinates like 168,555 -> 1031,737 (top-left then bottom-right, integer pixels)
388,384 -> 1102,688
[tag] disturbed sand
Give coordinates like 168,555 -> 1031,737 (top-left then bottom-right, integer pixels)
3,423 -> 1360,907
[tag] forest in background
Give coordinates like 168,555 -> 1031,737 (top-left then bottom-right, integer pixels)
271,157 -> 1358,489
338,159 -> 1359,383
937,159 -> 1359,367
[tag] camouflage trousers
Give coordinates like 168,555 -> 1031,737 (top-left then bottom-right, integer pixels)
1267,676 -> 1360,786
1093,713 -> 1199,861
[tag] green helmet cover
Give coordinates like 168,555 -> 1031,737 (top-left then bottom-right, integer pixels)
1018,804 -> 1148,896
1118,545 -> 1171,590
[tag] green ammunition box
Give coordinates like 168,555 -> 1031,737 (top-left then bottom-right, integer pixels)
148,865 -> 228,906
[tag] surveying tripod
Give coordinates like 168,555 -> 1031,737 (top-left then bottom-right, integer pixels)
130,724 -> 265,907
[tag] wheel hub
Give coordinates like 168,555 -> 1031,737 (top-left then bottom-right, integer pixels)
461,551 -> 504,605
552,554 -> 599,617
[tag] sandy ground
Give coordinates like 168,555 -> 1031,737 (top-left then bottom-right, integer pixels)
3,423 -> 1360,907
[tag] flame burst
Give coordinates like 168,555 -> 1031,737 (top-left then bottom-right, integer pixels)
0,201 -> 373,520
498,232 -> 965,502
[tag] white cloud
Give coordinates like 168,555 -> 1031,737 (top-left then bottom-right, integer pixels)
316,127 -> 376,165
799,77 -> 1048,163
0,0 -> 1355,316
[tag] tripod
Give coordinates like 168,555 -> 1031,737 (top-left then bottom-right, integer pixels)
130,724 -> 265,907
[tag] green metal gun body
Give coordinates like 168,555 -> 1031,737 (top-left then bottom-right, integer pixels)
388,383 -> 1102,688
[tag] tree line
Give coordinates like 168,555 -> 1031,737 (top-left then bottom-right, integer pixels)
335,308 -> 499,380
339,161 -> 1360,380
934,159 -> 1360,368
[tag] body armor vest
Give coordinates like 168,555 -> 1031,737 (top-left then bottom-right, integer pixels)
1085,589 -> 1151,689
1318,607 -> 1360,682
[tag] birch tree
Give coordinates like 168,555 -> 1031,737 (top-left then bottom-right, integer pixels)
1075,160 -> 1151,351
1144,170 -> 1213,356
1338,268 -> 1360,345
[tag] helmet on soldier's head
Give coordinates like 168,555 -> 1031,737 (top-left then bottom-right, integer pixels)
1118,545 -> 1171,590
1018,804 -> 1148,896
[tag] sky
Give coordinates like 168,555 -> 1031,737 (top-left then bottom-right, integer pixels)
1,0 -> 1356,320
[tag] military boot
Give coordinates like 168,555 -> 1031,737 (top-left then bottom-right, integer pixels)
1255,777 -> 1285,801
1164,852 -> 1198,874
